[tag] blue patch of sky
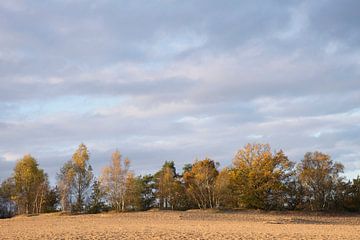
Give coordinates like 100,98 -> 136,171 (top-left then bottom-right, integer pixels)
0,95 -> 126,121
149,32 -> 207,58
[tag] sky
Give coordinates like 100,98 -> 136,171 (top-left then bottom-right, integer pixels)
0,0 -> 359,183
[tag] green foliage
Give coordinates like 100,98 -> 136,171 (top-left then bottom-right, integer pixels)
0,178 -> 15,199
87,180 -> 106,214
138,174 -> 156,210
2,142 -> 360,216
155,161 -> 188,210
43,186 -> 60,213
0,178 -> 16,218
343,176 -> 360,211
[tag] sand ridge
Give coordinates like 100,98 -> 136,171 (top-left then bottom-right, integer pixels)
1,211 -> 360,239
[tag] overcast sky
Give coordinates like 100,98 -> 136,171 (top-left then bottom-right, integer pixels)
0,0 -> 359,182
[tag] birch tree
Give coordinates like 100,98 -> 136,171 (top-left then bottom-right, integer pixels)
13,155 -> 48,214
297,151 -> 344,211
183,159 -> 219,209
71,143 -> 93,212
101,150 -> 130,212
57,144 -> 93,213
57,160 -> 75,212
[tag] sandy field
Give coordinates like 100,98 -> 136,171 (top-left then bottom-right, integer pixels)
1,210 -> 360,239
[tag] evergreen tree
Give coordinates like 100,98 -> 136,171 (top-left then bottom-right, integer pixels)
87,180 -> 106,214
0,178 -> 16,218
155,161 -> 185,210
138,174 -> 156,210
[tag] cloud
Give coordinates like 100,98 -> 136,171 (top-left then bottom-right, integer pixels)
2,152 -> 21,162
0,0 -> 359,182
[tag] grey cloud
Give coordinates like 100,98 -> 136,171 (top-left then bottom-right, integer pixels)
307,0 -> 360,47
0,1 -> 358,102
0,74 -> 197,101
0,159 -> 15,181
0,0 -> 359,182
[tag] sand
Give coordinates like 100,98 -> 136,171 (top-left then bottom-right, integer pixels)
1,210 -> 360,239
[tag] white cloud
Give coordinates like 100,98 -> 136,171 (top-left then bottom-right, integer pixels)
0,0 -> 360,181
2,152 -> 21,162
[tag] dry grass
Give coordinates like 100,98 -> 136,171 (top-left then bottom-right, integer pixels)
1,210 -> 360,239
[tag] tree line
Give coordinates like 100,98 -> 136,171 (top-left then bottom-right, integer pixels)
1,143 -> 360,218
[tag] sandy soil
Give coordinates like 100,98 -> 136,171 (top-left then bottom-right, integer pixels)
1,210 -> 360,239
